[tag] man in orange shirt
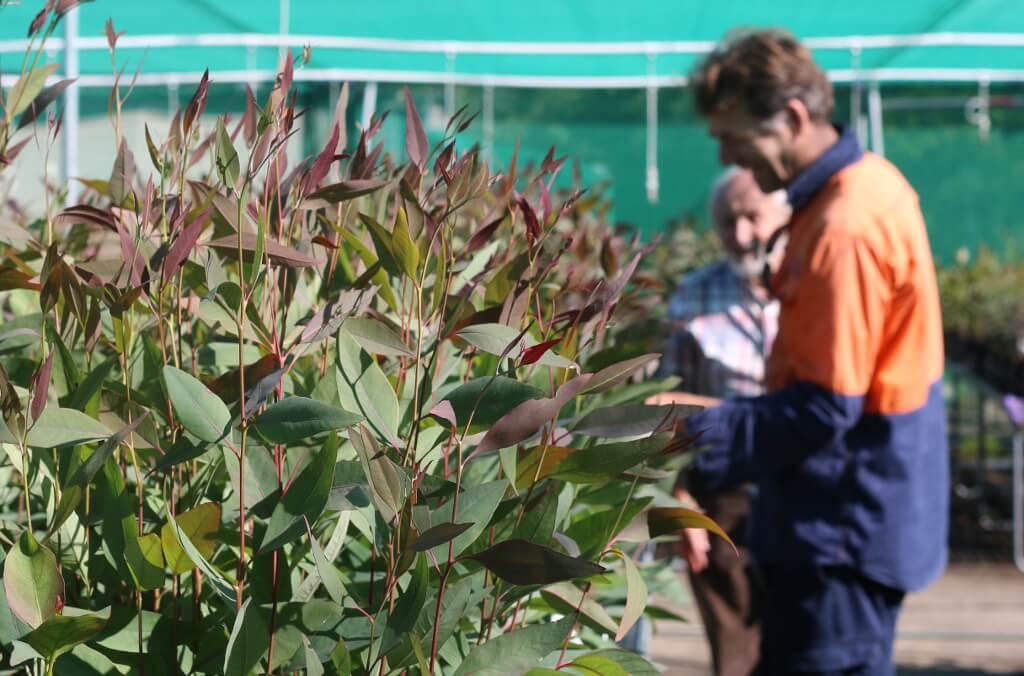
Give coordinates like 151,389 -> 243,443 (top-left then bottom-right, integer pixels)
680,30 -> 949,675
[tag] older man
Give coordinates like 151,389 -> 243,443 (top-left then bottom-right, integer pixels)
652,167 -> 789,676
680,29 -> 949,675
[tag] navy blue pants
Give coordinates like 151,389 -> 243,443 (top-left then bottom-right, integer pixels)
753,566 -> 904,676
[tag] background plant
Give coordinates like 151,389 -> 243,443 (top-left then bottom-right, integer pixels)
0,7 -> 727,675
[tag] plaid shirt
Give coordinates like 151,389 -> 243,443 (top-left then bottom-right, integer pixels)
658,261 -> 779,399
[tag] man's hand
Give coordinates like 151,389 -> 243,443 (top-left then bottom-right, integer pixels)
645,391 -> 721,408
672,488 -> 711,572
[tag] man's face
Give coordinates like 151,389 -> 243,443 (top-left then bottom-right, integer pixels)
713,171 -> 790,281
708,105 -> 796,194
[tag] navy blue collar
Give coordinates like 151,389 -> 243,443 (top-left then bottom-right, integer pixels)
785,126 -> 863,212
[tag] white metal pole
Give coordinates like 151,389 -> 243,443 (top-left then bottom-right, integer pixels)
63,6 -> 81,205
444,50 -> 456,122
278,0 -> 290,65
868,81 -> 885,156
482,82 -> 494,166
360,81 -> 378,129
850,47 -> 867,145
645,52 -> 659,205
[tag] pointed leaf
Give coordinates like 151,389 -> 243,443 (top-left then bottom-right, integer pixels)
3,531 -> 63,629
224,598 -> 269,676
454,616 -> 573,676
350,425 -> 405,524
207,233 -> 320,268
163,210 -> 211,282
162,366 -> 231,443
336,329 -> 400,446
50,414 -> 148,535
475,374 -> 592,455
5,64 -> 58,122
251,397 -> 362,445
303,517 -> 346,605
413,522 -> 473,552
571,650 -> 658,676
440,377 -> 545,433
403,88 -> 428,169
581,354 -> 661,395
515,445 -> 576,489
456,323 -> 575,370
160,503 -> 220,575
30,352 -> 53,423
466,539 -> 606,586
541,582 -> 617,635
391,206 -> 420,278
572,404 -> 699,439
215,118 -> 240,187
167,510 -> 235,603
23,610 -> 109,664
26,407 -> 111,448
605,549 -> 648,642
260,442 -> 338,553
549,434 -> 673,484
431,480 -> 505,559
152,437 -> 211,473
647,507 -> 736,552
16,78 -> 74,131
303,179 -> 389,206
342,317 -> 413,357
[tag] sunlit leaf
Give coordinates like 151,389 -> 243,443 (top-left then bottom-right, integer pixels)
475,374 -> 592,455
251,397 -> 362,445
605,549 -> 648,642
453,616 -> 573,676
160,503 -> 220,575
2,531 -> 63,629
440,376 -> 545,433
580,354 -> 661,395
549,434 -> 672,484
24,407 -> 111,449
541,582 -> 617,635
647,507 -> 736,553
167,510 -> 235,603
342,317 -> 413,357
224,598 -> 268,676
5,64 -> 58,122
22,609 -> 109,665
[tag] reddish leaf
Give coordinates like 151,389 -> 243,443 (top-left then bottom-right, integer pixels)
206,354 -> 280,405
305,123 -> 341,192
539,180 -> 553,226
428,400 -> 457,428
28,7 -> 51,37
303,179 -> 388,207
466,210 -> 506,253
0,138 -> 31,165
517,196 -> 541,244
414,522 -> 474,552
163,210 -> 211,282
183,70 -> 210,138
311,234 -> 338,250
242,86 -> 258,147
0,267 -> 41,292
104,19 -> 124,51
403,87 -> 429,170
206,234 -> 320,268
520,338 -> 562,366
30,353 -> 54,423
17,79 -> 74,131
53,204 -> 117,231
473,374 -> 593,456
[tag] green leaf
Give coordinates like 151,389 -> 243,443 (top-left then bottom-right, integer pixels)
303,517 -> 346,605
224,598 -> 269,676
572,404 -> 699,439
252,397 -> 362,445
336,328 -> 400,446
413,522 -> 473,551
167,510 -> 236,603
457,323 -> 575,370
341,317 -> 413,357
571,650 -> 658,676
123,526 -> 164,591
566,655 -> 629,676
2,531 -> 63,628
153,437 -> 212,472
160,503 -> 220,575
454,616 -> 574,676
22,610 -> 109,665
25,407 -> 111,448
67,357 -> 117,415
260,442 -> 338,553
431,480 -> 505,559
440,376 -> 545,432
540,582 -> 617,635
580,354 -> 661,395
305,179 -> 389,204
162,366 -> 232,443
467,539 -> 606,586
49,414 -> 147,536
567,497 -> 652,559
5,64 -> 58,122
605,549 -> 648,642
303,635 -> 325,676
350,425 -> 405,524
391,206 -> 420,278
647,507 -> 737,552
247,198 -> 266,287
215,118 -> 240,187
549,434 -> 672,484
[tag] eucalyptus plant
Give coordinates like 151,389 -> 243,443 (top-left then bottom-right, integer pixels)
0,7 -> 728,674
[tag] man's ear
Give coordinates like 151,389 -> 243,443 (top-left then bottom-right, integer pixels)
782,98 -> 811,138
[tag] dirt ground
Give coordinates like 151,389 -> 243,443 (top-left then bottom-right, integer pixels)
649,563 -> 1024,675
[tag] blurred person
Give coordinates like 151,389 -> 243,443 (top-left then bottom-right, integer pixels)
647,167 -> 789,676
672,29 -> 949,676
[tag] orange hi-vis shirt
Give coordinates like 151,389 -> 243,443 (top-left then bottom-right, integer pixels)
688,130 -> 949,592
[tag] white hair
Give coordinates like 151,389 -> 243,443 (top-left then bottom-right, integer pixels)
707,166 -> 787,228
